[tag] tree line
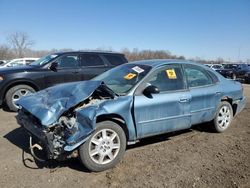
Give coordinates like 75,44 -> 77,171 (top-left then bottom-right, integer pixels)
0,31 -> 244,64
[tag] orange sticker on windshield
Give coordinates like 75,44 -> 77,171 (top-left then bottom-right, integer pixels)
124,73 -> 137,80
166,69 -> 177,79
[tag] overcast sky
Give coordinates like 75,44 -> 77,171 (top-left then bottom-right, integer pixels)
0,0 -> 250,61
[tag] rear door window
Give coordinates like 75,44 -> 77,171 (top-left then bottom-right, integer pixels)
80,54 -> 105,67
25,60 -> 36,64
184,65 -> 213,87
103,55 -> 126,66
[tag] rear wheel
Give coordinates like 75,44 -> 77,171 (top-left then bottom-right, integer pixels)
79,121 -> 126,172
213,101 -> 233,133
5,85 -> 35,111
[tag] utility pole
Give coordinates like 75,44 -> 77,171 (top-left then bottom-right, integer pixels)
237,46 -> 241,62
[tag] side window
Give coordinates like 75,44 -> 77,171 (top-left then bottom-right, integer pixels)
147,65 -> 185,92
9,60 -> 23,67
207,70 -> 219,83
25,60 -> 36,64
80,54 -> 105,67
103,55 -> 126,66
184,66 -> 213,87
57,55 -> 78,68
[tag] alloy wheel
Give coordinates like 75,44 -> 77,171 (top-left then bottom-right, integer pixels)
217,105 -> 231,130
88,129 -> 120,165
12,89 -> 32,108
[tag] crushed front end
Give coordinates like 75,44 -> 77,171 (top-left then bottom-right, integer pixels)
16,81 -> 117,161
17,106 -> 95,160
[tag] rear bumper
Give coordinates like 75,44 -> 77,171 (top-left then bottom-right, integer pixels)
234,97 -> 246,115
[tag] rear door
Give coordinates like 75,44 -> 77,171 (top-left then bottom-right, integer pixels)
134,64 -> 191,138
183,64 -> 220,125
78,53 -> 109,80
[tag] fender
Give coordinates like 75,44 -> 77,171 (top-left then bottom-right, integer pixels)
63,96 -> 137,152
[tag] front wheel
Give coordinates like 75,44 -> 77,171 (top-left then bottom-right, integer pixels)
79,121 -> 126,172
5,85 -> 35,111
213,101 -> 233,133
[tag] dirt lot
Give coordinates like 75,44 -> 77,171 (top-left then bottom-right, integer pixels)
0,85 -> 250,188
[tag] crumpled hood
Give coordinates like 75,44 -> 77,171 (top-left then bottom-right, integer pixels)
17,80 -> 115,126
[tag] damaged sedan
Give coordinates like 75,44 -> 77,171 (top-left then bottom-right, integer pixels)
16,60 -> 246,172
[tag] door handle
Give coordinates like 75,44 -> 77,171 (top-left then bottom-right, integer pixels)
179,98 -> 190,103
216,92 -> 222,96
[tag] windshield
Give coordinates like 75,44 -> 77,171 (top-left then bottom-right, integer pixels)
30,54 -> 58,66
93,64 -> 152,94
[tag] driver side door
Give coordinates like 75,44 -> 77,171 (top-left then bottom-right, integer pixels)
134,64 -> 191,138
44,54 -> 82,87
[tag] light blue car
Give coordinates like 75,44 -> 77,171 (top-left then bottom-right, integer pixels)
17,59 -> 246,172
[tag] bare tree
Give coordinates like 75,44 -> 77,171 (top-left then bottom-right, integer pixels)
216,57 -> 225,64
7,31 -> 34,58
0,44 -> 13,60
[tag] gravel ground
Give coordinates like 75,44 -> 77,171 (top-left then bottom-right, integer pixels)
0,85 -> 249,188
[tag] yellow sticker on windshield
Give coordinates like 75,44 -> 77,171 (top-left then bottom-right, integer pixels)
166,69 -> 177,79
124,73 -> 137,80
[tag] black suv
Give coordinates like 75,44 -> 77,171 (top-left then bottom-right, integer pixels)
0,51 -> 128,111
216,64 -> 250,80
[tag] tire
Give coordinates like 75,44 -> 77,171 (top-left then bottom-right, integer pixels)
5,85 -> 35,111
213,101 -> 233,133
79,121 -> 126,172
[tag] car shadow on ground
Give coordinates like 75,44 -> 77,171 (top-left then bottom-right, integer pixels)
4,122 -> 214,173
191,122 -> 215,133
127,129 -> 190,150
4,127 -> 91,173
127,122 -> 214,150
0,104 -> 14,113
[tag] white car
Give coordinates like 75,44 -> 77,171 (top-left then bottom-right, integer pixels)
205,64 -> 223,70
0,58 -> 39,68
0,60 -> 7,65
210,64 -> 223,70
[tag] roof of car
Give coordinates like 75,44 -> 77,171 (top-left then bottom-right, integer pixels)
129,59 -> 200,68
9,58 -> 39,61
53,50 -> 124,55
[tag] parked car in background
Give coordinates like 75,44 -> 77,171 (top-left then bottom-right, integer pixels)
234,65 -> 250,82
17,60 -> 246,172
0,60 -> 8,65
0,51 -> 128,111
0,58 -> 39,68
216,64 -> 250,80
204,64 -> 212,68
210,64 -> 224,70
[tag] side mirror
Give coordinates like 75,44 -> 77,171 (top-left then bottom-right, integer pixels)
49,62 -> 58,72
143,85 -> 160,97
